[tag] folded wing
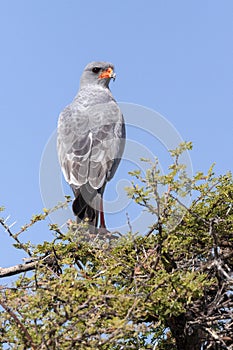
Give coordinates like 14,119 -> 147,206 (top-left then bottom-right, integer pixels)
57,101 -> 125,192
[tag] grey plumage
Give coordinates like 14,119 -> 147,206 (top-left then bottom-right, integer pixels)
57,61 -> 125,228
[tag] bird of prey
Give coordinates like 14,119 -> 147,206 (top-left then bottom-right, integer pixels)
57,61 -> 125,231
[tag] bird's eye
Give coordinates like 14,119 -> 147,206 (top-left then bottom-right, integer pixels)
92,67 -> 101,74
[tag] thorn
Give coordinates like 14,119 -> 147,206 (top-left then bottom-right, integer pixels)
59,222 -> 67,230
4,215 -> 11,223
8,221 -> 17,230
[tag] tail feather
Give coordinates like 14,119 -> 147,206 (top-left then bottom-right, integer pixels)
72,184 -> 100,227
72,196 -> 97,223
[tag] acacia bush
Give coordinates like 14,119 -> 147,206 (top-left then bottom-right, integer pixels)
0,143 -> 232,349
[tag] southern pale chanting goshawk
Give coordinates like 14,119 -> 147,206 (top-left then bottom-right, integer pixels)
57,61 -> 125,230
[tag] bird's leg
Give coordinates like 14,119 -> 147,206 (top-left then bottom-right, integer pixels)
94,209 -> 99,228
99,197 -> 106,229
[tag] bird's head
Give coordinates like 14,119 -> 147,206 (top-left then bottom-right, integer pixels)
80,61 -> 116,89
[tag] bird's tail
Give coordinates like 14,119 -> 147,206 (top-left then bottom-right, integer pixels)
72,184 -> 100,228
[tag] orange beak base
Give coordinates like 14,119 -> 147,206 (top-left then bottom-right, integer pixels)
98,67 -> 115,80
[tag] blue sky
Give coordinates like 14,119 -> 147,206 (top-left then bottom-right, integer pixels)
0,1 -> 232,276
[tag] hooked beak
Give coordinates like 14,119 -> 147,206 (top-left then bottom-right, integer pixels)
98,67 -> 116,81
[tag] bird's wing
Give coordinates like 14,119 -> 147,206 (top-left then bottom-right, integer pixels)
86,101 -> 125,189
57,105 -> 92,188
106,116 -> 126,182
57,101 -> 125,190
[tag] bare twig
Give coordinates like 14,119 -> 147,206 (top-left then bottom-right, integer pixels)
126,212 -> 133,233
0,255 -> 58,278
0,218 -> 32,256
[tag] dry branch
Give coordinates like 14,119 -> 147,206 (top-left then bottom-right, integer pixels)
0,256 -> 57,278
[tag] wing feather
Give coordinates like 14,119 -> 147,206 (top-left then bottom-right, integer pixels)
57,101 -> 125,190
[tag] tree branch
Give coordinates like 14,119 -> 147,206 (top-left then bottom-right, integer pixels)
0,256 -> 58,278
0,298 -> 36,349
0,261 -> 39,278
0,218 -> 32,256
